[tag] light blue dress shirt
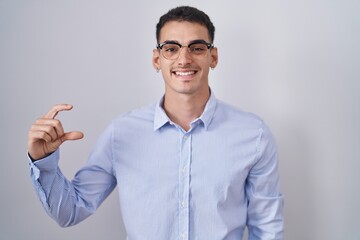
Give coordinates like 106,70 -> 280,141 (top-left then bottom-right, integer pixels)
29,92 -> 284,240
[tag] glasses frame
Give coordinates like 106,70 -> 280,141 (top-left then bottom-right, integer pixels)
156,40 -> 214,60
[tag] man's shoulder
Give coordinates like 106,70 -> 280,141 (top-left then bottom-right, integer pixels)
113,102 -> 156,126
215,100 -> 264,129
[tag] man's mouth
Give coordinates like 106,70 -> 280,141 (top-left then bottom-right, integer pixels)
174,71 -> 196,76
172,69 -> 198,77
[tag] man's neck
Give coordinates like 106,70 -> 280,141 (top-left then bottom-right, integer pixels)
163,89 -> 210,131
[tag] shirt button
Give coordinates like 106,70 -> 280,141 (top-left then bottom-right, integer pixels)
181,232 -> 187,239
181,201 -> 186,208
182,166 -> 187,174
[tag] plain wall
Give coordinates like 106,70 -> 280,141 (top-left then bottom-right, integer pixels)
0,0 -> 359,239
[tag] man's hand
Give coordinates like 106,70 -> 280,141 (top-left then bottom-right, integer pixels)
28,104 -> 84,161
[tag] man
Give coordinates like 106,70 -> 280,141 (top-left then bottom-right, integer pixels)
28,6 -> 284,240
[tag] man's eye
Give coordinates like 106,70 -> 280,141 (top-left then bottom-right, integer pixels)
163,45 -> 179,52
190,44 -> 207,53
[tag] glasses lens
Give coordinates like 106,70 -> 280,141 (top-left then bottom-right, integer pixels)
189,43 -> 209,56
161,44 -> 181,59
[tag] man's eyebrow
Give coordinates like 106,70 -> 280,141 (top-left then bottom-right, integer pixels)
189,39 -> 208,44
162,40 -> 180,44
161,39 -> 209,45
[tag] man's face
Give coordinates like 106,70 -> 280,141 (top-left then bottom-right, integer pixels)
153,21 -> 218,97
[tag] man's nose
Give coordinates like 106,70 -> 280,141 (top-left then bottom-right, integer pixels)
176,47 -> 192,65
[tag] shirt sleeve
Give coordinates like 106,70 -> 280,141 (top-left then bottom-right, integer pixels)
245,123 -> 284,240
28,123 -> 117,227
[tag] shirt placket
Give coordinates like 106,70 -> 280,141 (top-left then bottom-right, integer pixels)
179,132 -> 192,240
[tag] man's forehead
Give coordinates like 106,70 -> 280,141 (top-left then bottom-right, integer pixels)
159,21 -> 210,42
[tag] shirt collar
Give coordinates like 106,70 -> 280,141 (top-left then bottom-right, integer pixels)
199,90 -> 217,130
153,96 -> 170,131
153,90 -> 217,131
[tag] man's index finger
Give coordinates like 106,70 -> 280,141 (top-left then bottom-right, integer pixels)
44,104 -> 73,119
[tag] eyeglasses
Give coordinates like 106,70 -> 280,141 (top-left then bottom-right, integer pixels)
156,40 -> 214,60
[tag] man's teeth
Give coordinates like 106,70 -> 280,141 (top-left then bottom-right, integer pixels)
175,71 -> 195,76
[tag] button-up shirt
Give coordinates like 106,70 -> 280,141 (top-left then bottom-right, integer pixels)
29,92 -> 284,240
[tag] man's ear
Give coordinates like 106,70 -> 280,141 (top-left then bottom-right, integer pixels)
153,49 -> 161,70
210,47 -> 218,69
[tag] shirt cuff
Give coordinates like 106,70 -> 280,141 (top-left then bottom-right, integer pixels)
28,150 -> 60,180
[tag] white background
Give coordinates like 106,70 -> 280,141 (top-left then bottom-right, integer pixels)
0,0 -> 359,239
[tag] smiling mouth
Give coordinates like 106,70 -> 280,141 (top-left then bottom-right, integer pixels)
175,71 -> 196,76
172,69 -> 198,77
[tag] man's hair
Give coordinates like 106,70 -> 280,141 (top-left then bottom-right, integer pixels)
156,6 -> 215,44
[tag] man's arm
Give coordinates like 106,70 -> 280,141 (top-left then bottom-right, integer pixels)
28,105 -> 116,227
246,124 -> 284,240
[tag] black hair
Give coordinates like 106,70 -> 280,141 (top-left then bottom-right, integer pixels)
156,6 -> 215,44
